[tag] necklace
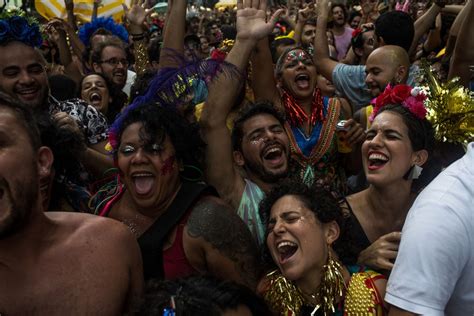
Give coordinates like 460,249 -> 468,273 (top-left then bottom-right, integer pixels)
282,88 -> 324,128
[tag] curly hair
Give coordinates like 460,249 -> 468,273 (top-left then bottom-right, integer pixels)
114,102 -> 205,170
258,179 -> 356,266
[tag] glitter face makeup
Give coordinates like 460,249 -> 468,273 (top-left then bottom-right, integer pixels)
284,50 -> 312,66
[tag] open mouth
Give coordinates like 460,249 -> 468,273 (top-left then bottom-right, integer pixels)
131,172 -> 155,195
16,87 -> 39,99
89,92 -> 102,106
262,145 -> 285,166
277,241 -> 298,263
295,74 -> 310,89
368,152 -> 389,170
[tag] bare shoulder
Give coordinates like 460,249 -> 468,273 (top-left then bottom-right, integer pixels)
46,212 -> 136,251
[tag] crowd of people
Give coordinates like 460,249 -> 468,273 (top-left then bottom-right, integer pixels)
0,0 -> 472,314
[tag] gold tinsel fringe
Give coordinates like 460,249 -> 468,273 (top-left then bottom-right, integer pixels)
420,62 -> 474,146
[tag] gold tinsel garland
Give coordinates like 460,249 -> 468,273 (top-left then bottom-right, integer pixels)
420,62 -> 474,146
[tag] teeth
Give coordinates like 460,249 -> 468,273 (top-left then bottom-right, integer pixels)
18,89 -> 37,94
369,153 -> 388,161
277,241 -> 297,249
267,148 -> 281,154
132,173 -> 153,177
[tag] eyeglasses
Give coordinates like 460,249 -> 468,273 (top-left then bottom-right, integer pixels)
100,58 -> 129,67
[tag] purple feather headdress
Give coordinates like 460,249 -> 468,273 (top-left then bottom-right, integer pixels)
78,17 -> 129,46
108,50 -> 240,152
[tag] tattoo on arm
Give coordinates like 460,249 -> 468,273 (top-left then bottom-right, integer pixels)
187,198 -> 260,288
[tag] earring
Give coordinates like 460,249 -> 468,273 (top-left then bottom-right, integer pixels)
315,249 -> 345,315
404,164 -> 423,180
180,164 -> 203,182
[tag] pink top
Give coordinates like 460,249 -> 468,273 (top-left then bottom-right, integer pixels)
334,26 -> 354,61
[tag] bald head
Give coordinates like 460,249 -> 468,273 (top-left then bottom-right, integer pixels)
365,45 -> 410,97
370,45 -> 410,69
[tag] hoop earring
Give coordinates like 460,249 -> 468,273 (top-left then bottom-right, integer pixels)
180,164 -> 204,182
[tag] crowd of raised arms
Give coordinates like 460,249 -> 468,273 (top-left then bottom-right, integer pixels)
0,0 -> 472,314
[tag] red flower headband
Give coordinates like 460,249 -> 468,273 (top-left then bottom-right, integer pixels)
369,84 -> 428,122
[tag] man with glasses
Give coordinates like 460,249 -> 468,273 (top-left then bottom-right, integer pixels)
92,37 -> 130,91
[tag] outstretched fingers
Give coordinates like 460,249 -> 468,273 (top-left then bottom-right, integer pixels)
269,8 -> 285,26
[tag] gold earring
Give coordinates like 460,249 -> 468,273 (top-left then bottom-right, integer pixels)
316,249 -> 345,315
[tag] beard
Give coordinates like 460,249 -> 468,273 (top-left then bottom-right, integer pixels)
245,157 -> 288,183
0,171 -> 39,239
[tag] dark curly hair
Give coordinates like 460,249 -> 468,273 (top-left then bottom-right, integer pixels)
115,102 -> 205,171
138,276 -> 272,315
376,104 -> 441,192
231,101 -> 286,152
258,179 -> 356,266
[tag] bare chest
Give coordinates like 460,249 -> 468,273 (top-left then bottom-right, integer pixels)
0,254 -> 129,315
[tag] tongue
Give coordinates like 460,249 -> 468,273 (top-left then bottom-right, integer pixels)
296,79 -> 310,89
133,176 -> 154,195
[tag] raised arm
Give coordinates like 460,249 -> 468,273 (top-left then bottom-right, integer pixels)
123,0 -> 152,76
200,0 -> 282,208
64,0 -> 77,31
158,0 -> 186,69
314,0 -> 340,81
448,0 -> 473,87
408,1 -> 445,58
293,5 -> 315,47
250,37 -> 281,107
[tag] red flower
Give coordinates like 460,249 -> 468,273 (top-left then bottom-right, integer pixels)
352,28 -> 362,38
391,85 -> 412,103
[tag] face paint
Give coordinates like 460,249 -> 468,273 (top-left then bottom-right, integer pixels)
250,138 -> 266,146
160,155 -> 176,176
284,50 -> 311,65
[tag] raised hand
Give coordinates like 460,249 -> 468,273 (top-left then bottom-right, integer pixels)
123,0 -> 153,28
316,0 -> 331,18
361,0 -> 378,15
357,231 -> 401,270
298,3 -> 315,22
235,0 -> 284,42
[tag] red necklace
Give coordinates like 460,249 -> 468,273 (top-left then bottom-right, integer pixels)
282,88 -> 324,127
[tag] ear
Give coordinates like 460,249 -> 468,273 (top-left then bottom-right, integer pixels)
37,146 -> 54,178
233,150 -> 245,167
324,220 -> 340,245
396,65 -> 408,82
412,149 -> 429,166
92,62 -> 102,73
